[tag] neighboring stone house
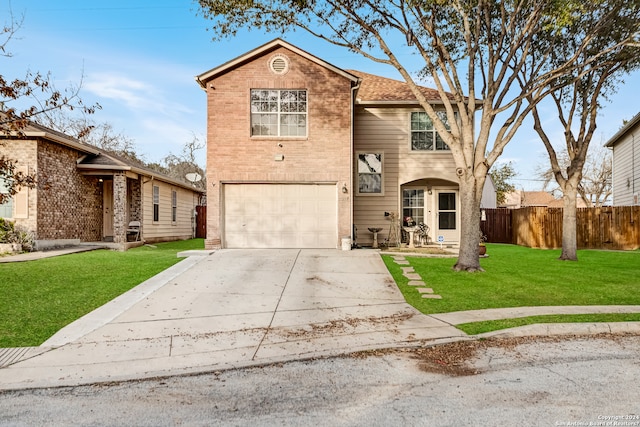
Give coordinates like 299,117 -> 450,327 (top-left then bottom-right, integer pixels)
0,122 -> 204,250
196,39 -> 495,249
605,111 -> 640,206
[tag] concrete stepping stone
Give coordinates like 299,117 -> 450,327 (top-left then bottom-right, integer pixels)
401,267 -> 415,274
416,287 -> 435,294
404,273 -> 421,280
407,280 -> 425,286
421,294 -> 442,299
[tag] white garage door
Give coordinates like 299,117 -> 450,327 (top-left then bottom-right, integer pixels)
224,184 -> 338,248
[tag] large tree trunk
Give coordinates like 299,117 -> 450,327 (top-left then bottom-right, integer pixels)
559,179 -> 580,261
453,173 -> 484,272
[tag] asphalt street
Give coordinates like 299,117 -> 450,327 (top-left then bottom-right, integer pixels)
1,334 -> 639,426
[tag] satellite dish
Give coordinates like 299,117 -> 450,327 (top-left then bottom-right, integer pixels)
185,172 -> 202,183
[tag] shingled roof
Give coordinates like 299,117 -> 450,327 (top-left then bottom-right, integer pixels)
349,70 -> 454,104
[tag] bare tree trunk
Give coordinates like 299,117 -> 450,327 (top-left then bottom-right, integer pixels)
453,173 -> 484,272
560,178 -> 580,261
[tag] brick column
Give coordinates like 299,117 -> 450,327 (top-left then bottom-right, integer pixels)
112,172 -> 127,244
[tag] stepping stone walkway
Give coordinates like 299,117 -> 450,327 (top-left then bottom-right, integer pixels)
391,256 -> 442,299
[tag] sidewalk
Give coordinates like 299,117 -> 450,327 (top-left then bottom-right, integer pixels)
0,245 -> 107,262
1,248 -> 639,391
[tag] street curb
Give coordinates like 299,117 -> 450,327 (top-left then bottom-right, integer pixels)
475,321 -> 640,339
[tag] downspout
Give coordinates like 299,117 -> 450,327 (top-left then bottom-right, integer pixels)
350,78 -> 362,245
633,132 -> 636,201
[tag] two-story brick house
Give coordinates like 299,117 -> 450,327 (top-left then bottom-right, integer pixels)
197,39 -> 494,249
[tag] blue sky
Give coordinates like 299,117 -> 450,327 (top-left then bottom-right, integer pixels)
4,0 -> 639,190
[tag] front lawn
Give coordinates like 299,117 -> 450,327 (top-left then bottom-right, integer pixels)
0,239 -> 204,348
383,244 -> 640,333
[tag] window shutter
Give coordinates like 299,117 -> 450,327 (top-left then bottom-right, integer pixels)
14,188 -> 28,218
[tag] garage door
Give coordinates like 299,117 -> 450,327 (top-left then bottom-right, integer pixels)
224,184 -> 337,248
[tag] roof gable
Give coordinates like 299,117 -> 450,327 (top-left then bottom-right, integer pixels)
605,111 -> 640,148
196,38 -> 360,87
6,121 -> 203,193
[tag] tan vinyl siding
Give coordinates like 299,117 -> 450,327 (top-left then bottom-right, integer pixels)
353,106 -> 459,246
143,180 -> 197,242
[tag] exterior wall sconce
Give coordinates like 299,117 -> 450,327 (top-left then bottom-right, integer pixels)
342,183 -> 348,194
427,186 -> 432,195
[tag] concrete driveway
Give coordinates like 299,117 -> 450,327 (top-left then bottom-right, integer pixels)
0,249 -> 464,390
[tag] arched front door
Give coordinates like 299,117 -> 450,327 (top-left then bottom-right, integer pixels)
401,184 -> 459,245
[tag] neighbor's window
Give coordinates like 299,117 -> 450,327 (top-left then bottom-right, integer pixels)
153,185 -> 160,222
251,89 -> 307,137
171,190 -> 177,223
0,179 -> 12,218
410,111 -> 453,151
357,153 -> 383,195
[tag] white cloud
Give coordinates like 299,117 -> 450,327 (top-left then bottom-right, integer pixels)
84,72 -> 153,109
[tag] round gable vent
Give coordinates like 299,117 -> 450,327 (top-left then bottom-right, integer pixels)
269,54 -> 290,75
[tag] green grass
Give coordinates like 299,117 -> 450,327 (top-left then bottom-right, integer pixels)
383,244 -> 640,333
458,313 -> 640,335
0,239 -> 204,347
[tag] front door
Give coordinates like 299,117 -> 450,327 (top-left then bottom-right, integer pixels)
436,191 -> 458,242
103,180 -> 114,241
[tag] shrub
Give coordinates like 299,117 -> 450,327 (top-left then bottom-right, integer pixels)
0,218 -> 35,252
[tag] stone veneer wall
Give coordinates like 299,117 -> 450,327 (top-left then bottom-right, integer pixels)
112,172 -> 127,244
128,177 -> 142,222
36,139 -> 103,241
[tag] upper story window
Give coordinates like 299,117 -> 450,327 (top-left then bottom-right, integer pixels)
251,89 -> 307,137
410,111 -> 453,151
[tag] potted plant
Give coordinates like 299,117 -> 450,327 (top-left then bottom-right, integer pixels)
479,231 -> 487,256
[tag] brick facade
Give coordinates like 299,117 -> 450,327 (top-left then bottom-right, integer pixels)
203,45 -> 354,249
0,138 -> 103,241
36,140 -> 103,241
0,139 -> 38,232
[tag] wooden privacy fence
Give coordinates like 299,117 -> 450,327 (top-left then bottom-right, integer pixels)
195,205 -> 207,239
481,206 -> 640,250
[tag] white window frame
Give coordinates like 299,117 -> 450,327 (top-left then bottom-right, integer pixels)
410,111 -> 455,151
171,190 -> 177,224
356,152 -> 384,196
0,178 -> 12,218
0,197 -> 12,219
250,89 -> 308,137
402,188 -> 425,226
153,185 -> 160,223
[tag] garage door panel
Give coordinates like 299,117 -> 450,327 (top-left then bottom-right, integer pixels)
224,184 -> 337,248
